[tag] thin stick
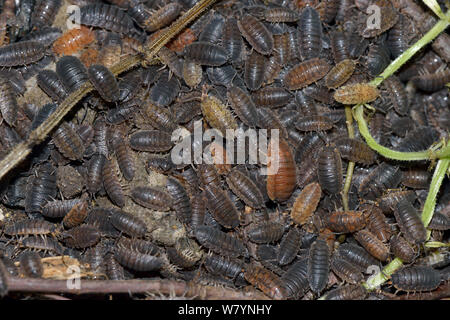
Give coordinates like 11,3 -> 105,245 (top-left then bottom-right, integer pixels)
7,277 -> 269,300
341,106 -> 355,211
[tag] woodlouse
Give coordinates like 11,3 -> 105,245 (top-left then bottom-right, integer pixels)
195,225 -> 248,258
247,221 -> 285,244
324,284 -> 367,300
204,254 -> 243,279
284,58 -> 330,90
331,256 -> 364,284
266,139 -> 297,202
79,4 -> 137,35
337,243 -> 379,272
37,69 -> 68,102
394,199 -> 427,244
298,7 -> 323,61
244,50 -> 267,91
0,41 -> 45,67
0,76 -> 19,126
115,238 -> 161,272
334,137 -> 376,165
277,228 -> 302,266
110,208 -> 147,237
130,186 -> 173,211
25,163 -> 57,217
62,224 -> 100,249
55,55 -> 89,92
52,122 -> 85,161
204,183 -> 240,229
317,146 -> 342,195
252,87 -> 292,109
88,64 -> 120,102
325,59 -> 356,89
326,211 -> 367,233
227,86 -> 258,128
244,264 -> 287,300
281,258 -> 309,298
201,93 -> 237,135
390,235 -> 417,263
237,14 -> 273,55
225,168 -> 264,209
52,26 -> 95,57
19,252 -> 43,278
308,239 -> 330,294
183,42 -> 228,66
167,177 -> 192,225
391,266 -> 441,292
129,130 -> 173,152
334,83 -> 380,105
102,158 -> 126,208
354,230 -> 389,262
291,182 -> 321,225
31,0 -> 62,29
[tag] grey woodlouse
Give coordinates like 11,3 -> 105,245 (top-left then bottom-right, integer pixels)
227,85 -> 259,128
183,41 -> 228,66
0,76 -> 19,126
277,228 -> 302,266
25,163 -> 58,217
247,221 -> 285,244
110,208 -> 147,237
37,69 -> 68,102
237,14 -> 273,55
130,186 -> 173,211
394,199 -> 427,244
166,176 -> 192,225
195,225 -> 248,258
244,50 -> 267,91
31,0 -> 62,29
317,145 -> 343,195
79,4 -> 137,36
391,266 -> 441,292
55,55 -> 89,93
129,130 -> 173,152
334,137 -> 376,165
102,158 -> 126,208
308,239 -> 330,294
331,256 -> 364,284
298,7 -> 323,61
114,238 -> 161,272
52,122 -> 85,161
0,41 -> 45,67
204,254 -> 244,279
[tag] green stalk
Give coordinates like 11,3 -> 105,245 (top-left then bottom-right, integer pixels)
353,106 -> 430,161
422,159 -> 450,227
370,9 -> 450,87
363,258 -> 404,291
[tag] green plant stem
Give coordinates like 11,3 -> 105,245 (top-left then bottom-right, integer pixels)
353,106 -> 430,161
370,9 -> 450,87
363,258 -> 404,291
422,159 -> 450,227
342,106 -> 355,211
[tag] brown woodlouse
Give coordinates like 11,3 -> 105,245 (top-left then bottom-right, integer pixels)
61,224 -> 100,249
363,204 -> 392,242
354,230 -> 390,262
21,236 -> 64,255
326,211 -> 367,233
391,266 -> 441,292
201,92 -> 238,136
52,26 -> 95,57
334,137 -> 376,165
130,186 -> 173,211
291,182 -> 321,225
225,169 -> 264,209
390,235 -> 417,263
237,14 -> 273,55
252,87 -> 292,109
308,239 -> 330,294
331,256 -> 364,284
195,225 -> 248,258
296,115 -> 334,132
25,163 -> 58,217
337,243 -> 379,272
334,83 -> 380,105
143,2 -> 181,32
358,163 -> 402,200
102,158 -> 126,208
325,59 -> 356,89
267,139 -> 297,202
204,183 -> 240,229
4,219 -> 56,236
244,264 -> 287,300
284,58 -> 330,90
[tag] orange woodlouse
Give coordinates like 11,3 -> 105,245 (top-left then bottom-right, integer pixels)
283,58 -> 331,90
291,182 -> 321,225
52,26 -> 95,57
266,139 -> 297,202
